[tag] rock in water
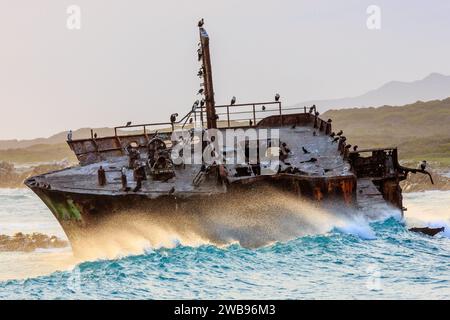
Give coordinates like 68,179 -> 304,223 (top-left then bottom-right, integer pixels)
409,226 -> 445,237
0,232 -> 68,252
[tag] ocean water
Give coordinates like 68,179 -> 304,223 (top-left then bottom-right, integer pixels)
0,188 -> 449,299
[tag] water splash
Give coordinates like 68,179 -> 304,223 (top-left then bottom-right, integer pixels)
68,188 -> 401,260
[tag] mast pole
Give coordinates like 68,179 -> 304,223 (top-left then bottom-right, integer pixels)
199,23 -> 217,129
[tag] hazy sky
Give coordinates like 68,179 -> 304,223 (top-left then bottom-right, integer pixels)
1,0 -> 450,139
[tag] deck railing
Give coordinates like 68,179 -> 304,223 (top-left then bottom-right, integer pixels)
71,101 -> 317,143
109,101 -> 311,139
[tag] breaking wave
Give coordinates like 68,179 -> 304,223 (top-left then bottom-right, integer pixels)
69,188 -> 402,260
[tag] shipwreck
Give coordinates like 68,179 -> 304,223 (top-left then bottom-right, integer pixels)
25,20 -> 433,247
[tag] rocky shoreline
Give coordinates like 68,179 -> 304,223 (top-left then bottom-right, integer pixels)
0,232 -> 68,252
0,161 -> 68,188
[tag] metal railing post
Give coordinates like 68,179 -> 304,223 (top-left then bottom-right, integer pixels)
252,104 -> 256,126
279,102 -> 283,125
227,106 -> 230,127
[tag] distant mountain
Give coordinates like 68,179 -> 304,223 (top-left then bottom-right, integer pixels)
296,73 -> 450,111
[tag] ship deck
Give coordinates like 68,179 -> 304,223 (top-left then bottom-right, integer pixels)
28,123 -> 352,199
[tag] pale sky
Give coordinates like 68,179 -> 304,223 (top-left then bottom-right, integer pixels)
1,0 -> 450,139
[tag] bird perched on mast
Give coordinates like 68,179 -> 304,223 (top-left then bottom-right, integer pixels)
230,96 -> 236,105
198,18 -> 204,28
275,93 -> 280,102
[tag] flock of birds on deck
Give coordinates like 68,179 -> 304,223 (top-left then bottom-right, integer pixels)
288,105 -> 358,156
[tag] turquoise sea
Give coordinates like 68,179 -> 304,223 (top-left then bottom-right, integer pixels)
0,188 -> 449,299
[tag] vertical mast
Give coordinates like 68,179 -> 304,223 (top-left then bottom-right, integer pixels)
199,24 -> 217,129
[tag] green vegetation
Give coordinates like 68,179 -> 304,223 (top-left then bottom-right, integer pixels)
0,143 -> 77,164
323,98 -> 450,167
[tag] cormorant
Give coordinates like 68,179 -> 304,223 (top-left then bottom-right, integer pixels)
353,145 -> 358,151
126,121 -> 132,127
336,130 -> 343,136
332,137 -> 339,143
300,157 -> 317,163
198,18 -> 204,28
302,146 -> 310,154
330,132 -> 336,138
230,96 -> 236,105
197,88 -> 204,95
262,105 -> 266,111
170,113 -> 179,123
192,100 -> 199,110
275,93 -> 280,102
420,160 -> 427,171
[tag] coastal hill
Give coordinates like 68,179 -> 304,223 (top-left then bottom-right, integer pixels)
323,97 -> 450,166
296,73 -> 450,112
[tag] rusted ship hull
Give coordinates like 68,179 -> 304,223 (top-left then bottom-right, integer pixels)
27,171 -> 358,246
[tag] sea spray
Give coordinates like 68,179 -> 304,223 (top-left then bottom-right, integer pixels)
67,187 -> 402,259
